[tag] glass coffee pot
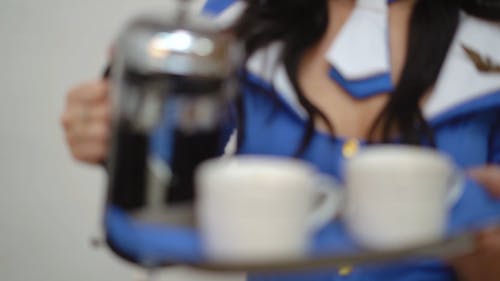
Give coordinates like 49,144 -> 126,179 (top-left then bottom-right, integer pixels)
106,1 -> 240,228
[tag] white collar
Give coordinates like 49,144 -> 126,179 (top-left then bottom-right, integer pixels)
202,2 -> 500,121
247,14 -> 500,123
423,14 -> 500,120
326,0 -> 391,80
246,42 -> 308,119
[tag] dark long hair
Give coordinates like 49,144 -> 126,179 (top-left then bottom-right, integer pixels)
233,0 -> 460,155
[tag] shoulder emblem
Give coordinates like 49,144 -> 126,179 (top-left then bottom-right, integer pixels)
462,44 -> 500,73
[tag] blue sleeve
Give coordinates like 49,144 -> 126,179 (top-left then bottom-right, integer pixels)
449,110 -> 500,233
201,0 -> 238,16
488,111 -> 500,164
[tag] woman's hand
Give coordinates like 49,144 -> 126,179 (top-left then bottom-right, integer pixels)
450,165 -> 500,281
469,165 -> 500,198
61,80 -> 111,164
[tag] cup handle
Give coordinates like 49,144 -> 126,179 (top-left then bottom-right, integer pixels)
308,175 -> 344,231
447,168 -> 465,207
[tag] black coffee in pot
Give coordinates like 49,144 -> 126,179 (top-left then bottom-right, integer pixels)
106,14 -> 239,212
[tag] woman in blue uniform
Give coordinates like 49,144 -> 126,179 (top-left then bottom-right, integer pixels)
61,0 -> 500,280
214,1 -> 500,280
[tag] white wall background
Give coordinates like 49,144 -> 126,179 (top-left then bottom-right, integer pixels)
0,1 -> 244,280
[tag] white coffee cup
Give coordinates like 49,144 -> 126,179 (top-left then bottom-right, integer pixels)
195,156 -> 341,263
344,145 -> 463,251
